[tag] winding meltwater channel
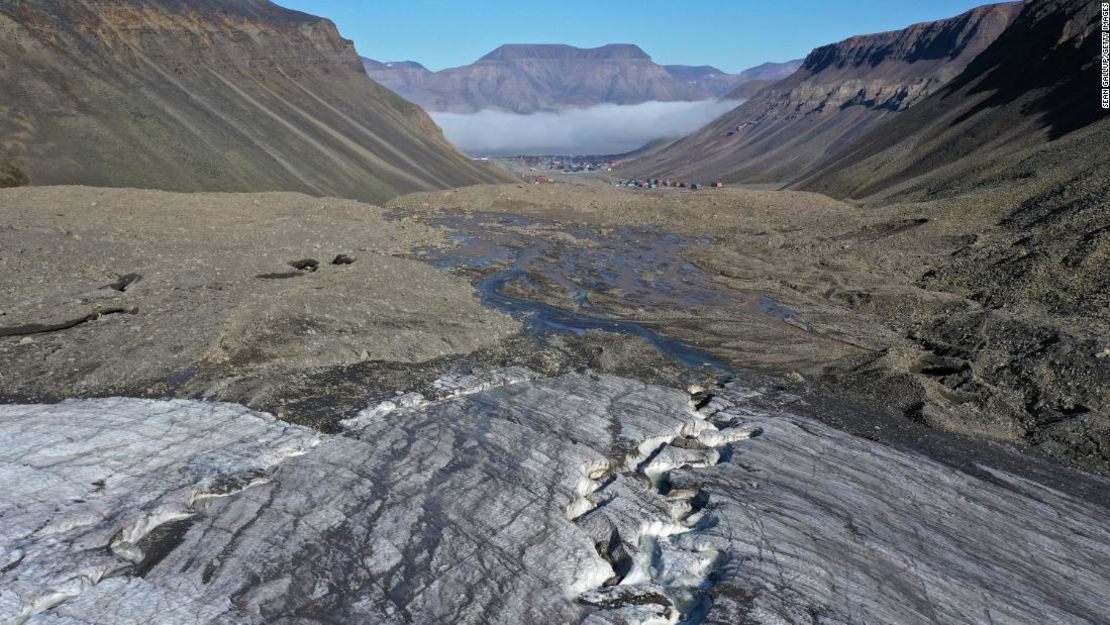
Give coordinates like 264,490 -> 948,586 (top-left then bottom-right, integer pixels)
477,267 -> 732,373
404,210 -> 790,374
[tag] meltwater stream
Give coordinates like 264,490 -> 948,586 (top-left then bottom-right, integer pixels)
410,211 -> 740,373
476,268 -> 731,373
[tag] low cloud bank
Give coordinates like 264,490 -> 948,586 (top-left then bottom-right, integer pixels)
431,100 -> 739,156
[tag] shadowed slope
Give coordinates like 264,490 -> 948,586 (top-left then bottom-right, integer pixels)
797,0 -> 1110,347
797,0 -> 1104,200
794,0 -> 1109,470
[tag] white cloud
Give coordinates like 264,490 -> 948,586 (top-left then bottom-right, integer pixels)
431,100 -> 739,156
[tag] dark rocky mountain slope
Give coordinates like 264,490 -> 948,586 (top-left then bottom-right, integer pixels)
0,0 -> 513,203
798,0 -> 1107,321
362,44 -> 796,113
628,2 -> 1021,183
798,0 -> 1103,200
799,0 -> 1110,473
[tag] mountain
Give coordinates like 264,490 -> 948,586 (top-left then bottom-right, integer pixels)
798,0 -> 1109,468
363,44 -> 701,113
0,0 -> 513,203
732,60 -> 804,84
627,2 -> 1022,183
798,0 -> 1102,200
727,79 -> 775,101
722,61 -> 805,100
657,59 -> 799,97
660,64 -> 742,97
799,0 -> 1107,320
361,59 -> 435,99
663,60 -> 802,98
362,44 -> 796,113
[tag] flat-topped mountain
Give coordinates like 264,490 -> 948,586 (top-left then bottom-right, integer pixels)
0,0 -> 512,202
629,2 -> 1022,183
481,43 -> 648,61
362,44 -> 794,113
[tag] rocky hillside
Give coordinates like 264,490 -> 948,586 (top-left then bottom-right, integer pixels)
799,0 -> 1108,322
0,0 -> 513,203
799,0 -> 1110,473
628,2 -> 1021,183
799,0 -> 1103,200
362,44 -> 793,113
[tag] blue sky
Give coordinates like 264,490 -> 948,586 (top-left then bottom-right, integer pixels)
276,1 -> 1002,73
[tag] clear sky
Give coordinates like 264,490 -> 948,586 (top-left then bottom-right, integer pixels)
275,0 -> 1003,73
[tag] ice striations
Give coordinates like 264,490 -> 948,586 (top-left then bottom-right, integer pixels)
1,370 -> 1109,624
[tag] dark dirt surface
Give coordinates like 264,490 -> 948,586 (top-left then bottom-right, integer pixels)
238,328 -> 1110,512
255,333 -> 719,433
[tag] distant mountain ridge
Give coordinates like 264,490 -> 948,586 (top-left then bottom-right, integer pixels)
0,0 -> 512,202
480,43 -> 648,61
362,44 -> 800,113
627,2 -> 1022,183
665,60 -> 801,98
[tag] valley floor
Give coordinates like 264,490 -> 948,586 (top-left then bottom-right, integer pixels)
1,182 -> 1108,624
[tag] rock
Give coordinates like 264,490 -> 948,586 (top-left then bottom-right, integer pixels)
331,254 -> 356,265
288,259 -> 319,272
104,273 -> 142,292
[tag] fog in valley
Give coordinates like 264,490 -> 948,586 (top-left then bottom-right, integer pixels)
432,99 -> 739,156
